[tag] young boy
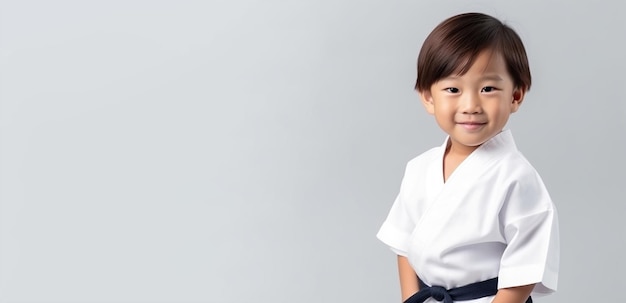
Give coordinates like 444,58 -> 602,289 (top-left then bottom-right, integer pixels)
377,13 -> 559,303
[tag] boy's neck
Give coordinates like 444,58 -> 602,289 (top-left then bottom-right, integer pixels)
446,139 -> 480,158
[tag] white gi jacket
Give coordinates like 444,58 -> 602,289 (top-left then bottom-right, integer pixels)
377,130 -> 559,303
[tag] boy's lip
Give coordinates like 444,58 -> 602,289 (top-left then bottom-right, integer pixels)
457,121 -> 487,130
457,121 -> 487,125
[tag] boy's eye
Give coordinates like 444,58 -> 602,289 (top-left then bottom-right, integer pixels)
444,87 -> 459,93
481,86 -> 497,92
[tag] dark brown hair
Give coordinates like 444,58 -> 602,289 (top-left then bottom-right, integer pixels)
415,13 -> 531,92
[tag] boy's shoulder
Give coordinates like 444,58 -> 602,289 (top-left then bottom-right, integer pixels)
405,145 -> 444,170
488,146 -> 551,199
498,147 -> 543,176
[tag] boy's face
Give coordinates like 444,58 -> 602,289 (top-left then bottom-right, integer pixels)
419,50 -> 524,154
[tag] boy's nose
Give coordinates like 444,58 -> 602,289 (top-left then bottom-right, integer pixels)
460,94 -> 482,114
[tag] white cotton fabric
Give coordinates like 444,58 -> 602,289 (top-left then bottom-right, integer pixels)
377,130 -> 559,303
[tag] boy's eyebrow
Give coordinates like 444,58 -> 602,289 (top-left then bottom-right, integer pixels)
480,75 -> 504,81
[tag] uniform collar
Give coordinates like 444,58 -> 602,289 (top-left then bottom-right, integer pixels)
441,129 -> 518,154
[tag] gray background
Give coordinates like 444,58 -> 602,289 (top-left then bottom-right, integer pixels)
1,0 -> 624,302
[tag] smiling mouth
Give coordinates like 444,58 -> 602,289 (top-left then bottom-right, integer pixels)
457,122 -> 486,130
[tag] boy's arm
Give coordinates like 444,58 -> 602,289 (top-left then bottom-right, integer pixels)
491,284 -> 535,303
397,255 -> 419,302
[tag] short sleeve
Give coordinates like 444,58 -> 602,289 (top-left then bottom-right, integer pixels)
376,151 -> 438,257
377,192 -> 414,257
497,173 -> 560,296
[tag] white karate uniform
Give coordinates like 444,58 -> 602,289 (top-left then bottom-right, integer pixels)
377,130 -> 559,303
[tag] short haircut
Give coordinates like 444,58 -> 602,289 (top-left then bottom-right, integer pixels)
415,12 -> 531,92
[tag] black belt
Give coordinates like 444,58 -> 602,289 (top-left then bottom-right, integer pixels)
403,277 -> 532,303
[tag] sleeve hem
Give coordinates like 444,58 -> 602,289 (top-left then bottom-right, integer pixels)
376,222 -> 410,256
498,264 -> 558,297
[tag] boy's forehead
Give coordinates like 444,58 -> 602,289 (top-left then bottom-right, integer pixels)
442,74 -> 504,81
441,50 -> 509,80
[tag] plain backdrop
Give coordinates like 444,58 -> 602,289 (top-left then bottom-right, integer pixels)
1,1 -> 625,302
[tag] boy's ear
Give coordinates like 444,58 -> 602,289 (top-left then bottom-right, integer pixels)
510,87 -> 525,113
419,90 -> 435,115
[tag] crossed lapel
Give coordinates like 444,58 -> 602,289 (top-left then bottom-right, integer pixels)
411,131 -> 517,246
